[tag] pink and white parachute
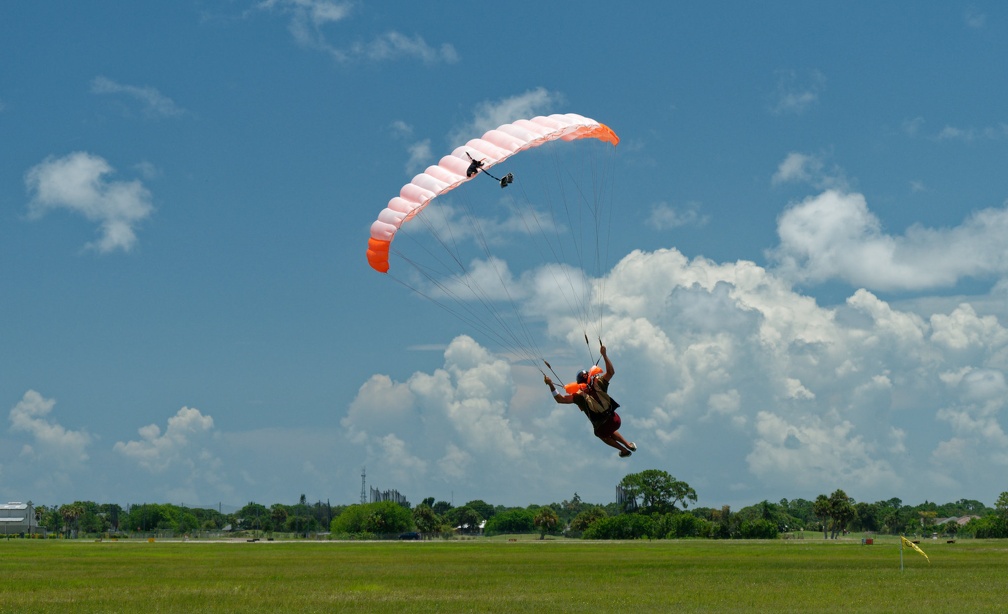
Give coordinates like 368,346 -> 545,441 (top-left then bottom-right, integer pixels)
366,113 -> 618,273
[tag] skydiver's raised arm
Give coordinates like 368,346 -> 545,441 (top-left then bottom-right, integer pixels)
600,343 -> 614,381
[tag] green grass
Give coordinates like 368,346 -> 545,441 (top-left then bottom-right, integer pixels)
1,536 -> 1004,612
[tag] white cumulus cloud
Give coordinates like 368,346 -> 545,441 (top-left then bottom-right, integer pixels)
25,152 -> 155,253
8,390 -> 92,463
114,406 -> 216,472
769,189 -> 1008,291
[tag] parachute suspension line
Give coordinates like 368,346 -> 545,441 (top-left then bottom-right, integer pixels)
554,145 -> 610,346
448,199 -> 544,366
508,168 -> 593,337
584,144 -> 617,344
548,147 -> 596,333
389,242 -> 536,363
591,146 -> 617,343
455,187 -> 556,366
392,201 -> 543,366
457,194 -> 545,365
508,151 -> 602,368
389,261 -> 540,367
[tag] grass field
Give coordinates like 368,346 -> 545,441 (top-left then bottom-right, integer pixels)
1,536 -> 1005,612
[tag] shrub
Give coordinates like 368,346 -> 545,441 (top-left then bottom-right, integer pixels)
664,512 -> 710,538
582,514 -> 655,540
739,518 -> 779,539
484,509 -> 535,535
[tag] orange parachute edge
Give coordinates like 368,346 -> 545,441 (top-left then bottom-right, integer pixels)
367,237 -> 390,273
594,122 -> 620,146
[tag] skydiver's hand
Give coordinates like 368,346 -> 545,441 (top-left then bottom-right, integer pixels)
544,375 -> 553,386
599,343 -> 607,357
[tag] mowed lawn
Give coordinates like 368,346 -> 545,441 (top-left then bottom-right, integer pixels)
1,537 -> 1006,613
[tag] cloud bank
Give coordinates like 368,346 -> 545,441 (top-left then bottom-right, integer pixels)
340,197 -> 1008,506
769,189 -> 1008,291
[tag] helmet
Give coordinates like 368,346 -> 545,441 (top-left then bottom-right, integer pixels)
576,370 -> 590,384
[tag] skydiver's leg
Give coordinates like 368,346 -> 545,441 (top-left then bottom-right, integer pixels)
596,434 -> 630,453
595,420 -> 631,454
610,430 -> 634,450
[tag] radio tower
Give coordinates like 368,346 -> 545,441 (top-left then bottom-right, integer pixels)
360,467 -> 367,504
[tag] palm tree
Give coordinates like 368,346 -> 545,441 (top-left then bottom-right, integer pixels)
58,503 -> 84,538
534,507 -> 559,540
412,504 -> 440,539
812,495 -> 830,539
32,500 -> 44,532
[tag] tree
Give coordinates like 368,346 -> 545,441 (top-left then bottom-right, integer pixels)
363,501 -> 412,535
780,498 -> 815,528
270,504 -> 288,534
570,506 -> 608,534
59,503 -> 84,538
237,502 -> 268,534
464,500 -> 495,522
582,514 -> 655,540
412,504 -> 441,538
996,492 -> 1008,518
878,499 -> 910,535
919,510 -> 938,534
710,505 -> 736,539
331,502 -> 412,537
449,506 -> 483,535
852,502 -> 881,532
812,495 -> 830,538
32,504 -> 45,535
739,518 -> 778,539
484,509 -> 535,535
618,470 -> 697,514
965,514 -> 1008,538
533,507 -> 559,540
827,489 -> 855,539
663,512 -> 710,538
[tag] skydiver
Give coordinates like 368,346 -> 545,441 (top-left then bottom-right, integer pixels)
466,152 -> 514,188
543,342 -> 637,458
465,152 -> 485,178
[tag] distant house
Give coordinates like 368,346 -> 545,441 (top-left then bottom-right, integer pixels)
0,501 -> 37,536
935,515 -> 980,528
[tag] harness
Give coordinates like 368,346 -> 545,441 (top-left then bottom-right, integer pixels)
579,375 -> 620,415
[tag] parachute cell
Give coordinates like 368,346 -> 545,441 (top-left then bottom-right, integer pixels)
366,113 -> 619,273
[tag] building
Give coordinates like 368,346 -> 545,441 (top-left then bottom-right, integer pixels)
0,501 -> 37,536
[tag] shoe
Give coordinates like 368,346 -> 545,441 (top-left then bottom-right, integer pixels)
619,449 -> 632,458
628,442 -> 637,452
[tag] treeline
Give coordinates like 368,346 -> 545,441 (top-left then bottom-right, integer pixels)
328,471 -> 1008,541
31,496 -> 343,538
26,471 -> 1008,540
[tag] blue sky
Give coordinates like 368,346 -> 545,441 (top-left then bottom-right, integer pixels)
3,1 -> 1008,513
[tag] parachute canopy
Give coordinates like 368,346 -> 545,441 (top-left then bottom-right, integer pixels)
367,113 -> 619,273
